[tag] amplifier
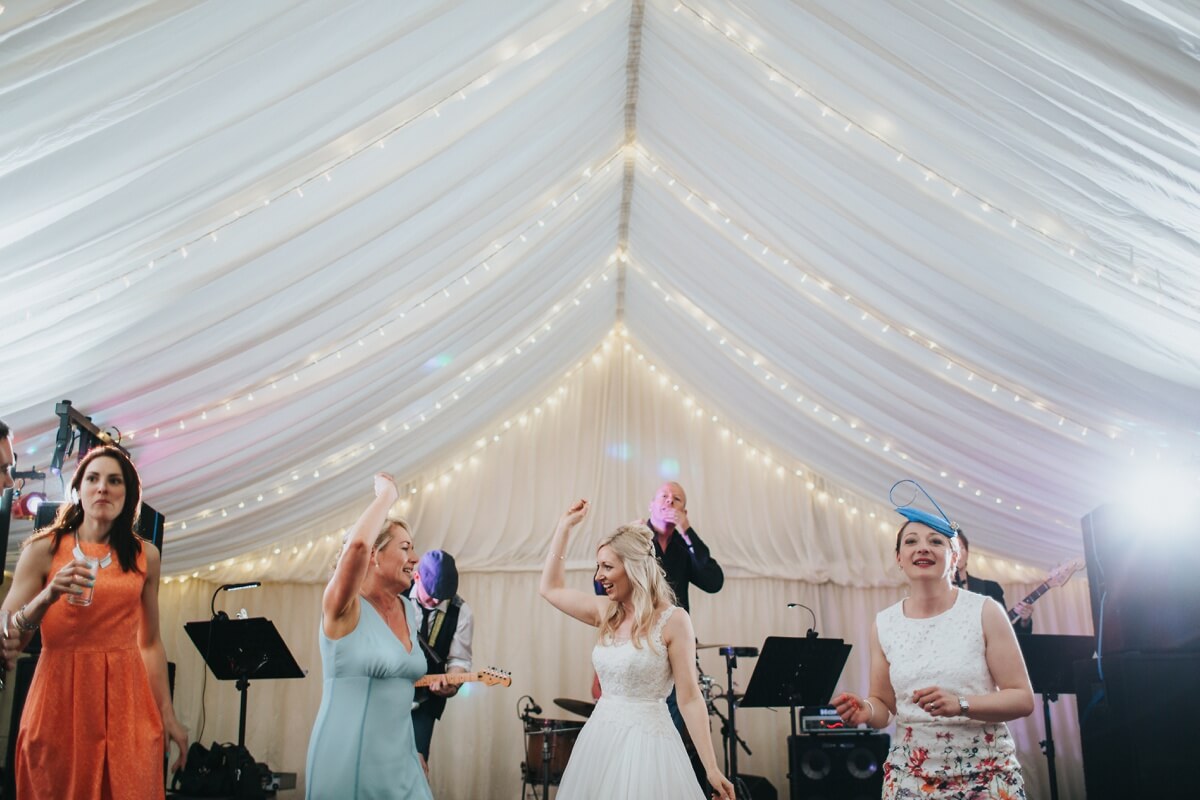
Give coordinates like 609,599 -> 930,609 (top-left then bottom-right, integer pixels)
800,705 -> 856,734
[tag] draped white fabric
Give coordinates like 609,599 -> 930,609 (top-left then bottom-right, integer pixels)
1,0 -> 1196,797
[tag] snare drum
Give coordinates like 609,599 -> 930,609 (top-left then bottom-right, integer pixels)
522,718 -> 581,785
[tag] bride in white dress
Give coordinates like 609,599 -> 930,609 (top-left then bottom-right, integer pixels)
540,499 -> 736,800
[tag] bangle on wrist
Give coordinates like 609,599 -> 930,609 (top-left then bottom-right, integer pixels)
14,605 -> 39,632
862,698 -> 876,727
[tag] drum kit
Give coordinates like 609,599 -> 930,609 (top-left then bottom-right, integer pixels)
519,697 -> 590,798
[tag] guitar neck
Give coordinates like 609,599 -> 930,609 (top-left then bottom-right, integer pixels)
1008,582 -> 1051,623
413,671 -> 483,689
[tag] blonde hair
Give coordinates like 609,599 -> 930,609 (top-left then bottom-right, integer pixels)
332,515 -> 411,571
596,524 -> 676,650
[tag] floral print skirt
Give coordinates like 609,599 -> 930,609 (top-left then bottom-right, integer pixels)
883,723 -> 1026,800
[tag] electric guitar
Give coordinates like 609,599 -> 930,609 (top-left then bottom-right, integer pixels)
1007,558 -> 1085,624
413,666 -> 512,690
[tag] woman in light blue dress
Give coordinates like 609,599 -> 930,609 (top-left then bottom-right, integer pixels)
306,473 -> 433,800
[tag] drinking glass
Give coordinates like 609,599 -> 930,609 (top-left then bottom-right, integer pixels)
67,557 -> 99,606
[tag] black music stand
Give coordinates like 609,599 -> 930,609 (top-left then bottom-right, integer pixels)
1018,634 -> 1095,800
741,637 -> 851,800
185,618 -> 305,749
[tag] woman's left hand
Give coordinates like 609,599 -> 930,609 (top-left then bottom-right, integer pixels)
707,770 -> 736,800
912,686 -> 962,717
165,717 -> 189,772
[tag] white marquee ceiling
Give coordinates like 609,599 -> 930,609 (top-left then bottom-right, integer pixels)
2,0 -> 1198,578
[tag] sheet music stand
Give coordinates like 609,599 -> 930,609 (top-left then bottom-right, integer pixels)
740,637 -> 851,798
185,618 -> 306,748
1018,633 -> 1096,800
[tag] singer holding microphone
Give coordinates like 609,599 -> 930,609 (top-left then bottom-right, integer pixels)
0,445 -> 188,800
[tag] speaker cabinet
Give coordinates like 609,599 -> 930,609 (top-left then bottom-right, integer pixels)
1075,652 -> 1198,799
737,773 -> 777,800
1081,503 -> 1200,654
788,733 -> 889,800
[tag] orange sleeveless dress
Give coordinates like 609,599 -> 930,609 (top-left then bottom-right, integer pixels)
16,539 -> 165,800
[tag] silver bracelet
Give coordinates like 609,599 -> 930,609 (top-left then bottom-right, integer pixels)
862,698 -> 876,727
13,605 -> 39,632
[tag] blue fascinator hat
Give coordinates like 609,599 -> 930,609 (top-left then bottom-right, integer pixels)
889,479 -> 959,539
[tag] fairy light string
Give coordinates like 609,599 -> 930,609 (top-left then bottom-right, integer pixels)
669,0 -> 1195,318
122,149 -> 624,445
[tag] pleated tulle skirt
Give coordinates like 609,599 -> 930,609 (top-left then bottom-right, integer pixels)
556,695 -> 705,800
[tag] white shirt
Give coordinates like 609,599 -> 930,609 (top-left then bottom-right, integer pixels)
418,597 -> 474,672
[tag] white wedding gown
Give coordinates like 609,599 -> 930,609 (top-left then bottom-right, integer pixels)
556,606 -> 705,799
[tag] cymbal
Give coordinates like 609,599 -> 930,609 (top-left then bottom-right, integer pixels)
554,697 -> 596,718
696,643 -> 730,650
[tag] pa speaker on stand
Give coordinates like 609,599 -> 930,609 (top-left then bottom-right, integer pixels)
788,733 -> 889,800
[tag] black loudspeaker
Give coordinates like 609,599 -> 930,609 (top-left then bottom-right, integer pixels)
788,733 -> 888,800
1081,503 -> 1200,654
737,773 -> 777,800
1075,652 -> 1198,799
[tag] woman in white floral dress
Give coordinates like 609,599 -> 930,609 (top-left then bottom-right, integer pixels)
833,485 -> 1034,799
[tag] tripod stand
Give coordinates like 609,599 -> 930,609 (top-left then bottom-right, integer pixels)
1017,634 -> 1095,800
716,646 -> 758,799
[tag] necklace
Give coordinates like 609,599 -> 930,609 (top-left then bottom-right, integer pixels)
73,533 -> 113,569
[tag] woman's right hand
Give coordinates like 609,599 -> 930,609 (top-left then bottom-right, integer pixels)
0,611 -> 21,671
559,499 -> 589,529
46,559 -> 96,603
832,692 -> 872,726
374,472 -> 399,504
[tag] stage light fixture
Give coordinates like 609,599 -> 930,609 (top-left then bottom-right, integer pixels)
13,491 -> 47,520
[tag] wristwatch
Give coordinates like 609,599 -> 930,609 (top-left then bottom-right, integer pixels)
957,696 -> 970,716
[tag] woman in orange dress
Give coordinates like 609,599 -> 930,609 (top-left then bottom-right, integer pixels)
1,445 -> 188,800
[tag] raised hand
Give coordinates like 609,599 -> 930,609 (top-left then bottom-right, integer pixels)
560,499 -> 590,529
374,472 -> 399,504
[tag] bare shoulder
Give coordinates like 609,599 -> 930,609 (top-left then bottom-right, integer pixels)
661,605 -> 693,643
16,535 -> 55,570
141,539 -> 161,581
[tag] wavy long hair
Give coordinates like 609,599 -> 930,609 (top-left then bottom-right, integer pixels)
596,524 -> 676,650
27,446 -> 145,573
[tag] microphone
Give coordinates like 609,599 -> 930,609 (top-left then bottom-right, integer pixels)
528,701 -> 542,715
786,602 -> 819,638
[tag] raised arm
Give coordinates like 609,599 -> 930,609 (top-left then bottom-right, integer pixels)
322,473 -> 398,635
539,499 -> 605,626
664,609 -> 735,800
679,526 -> 724,594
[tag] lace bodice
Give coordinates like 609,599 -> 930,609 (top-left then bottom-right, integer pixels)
876,588 -> 997,727
592,606 -> 678,700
